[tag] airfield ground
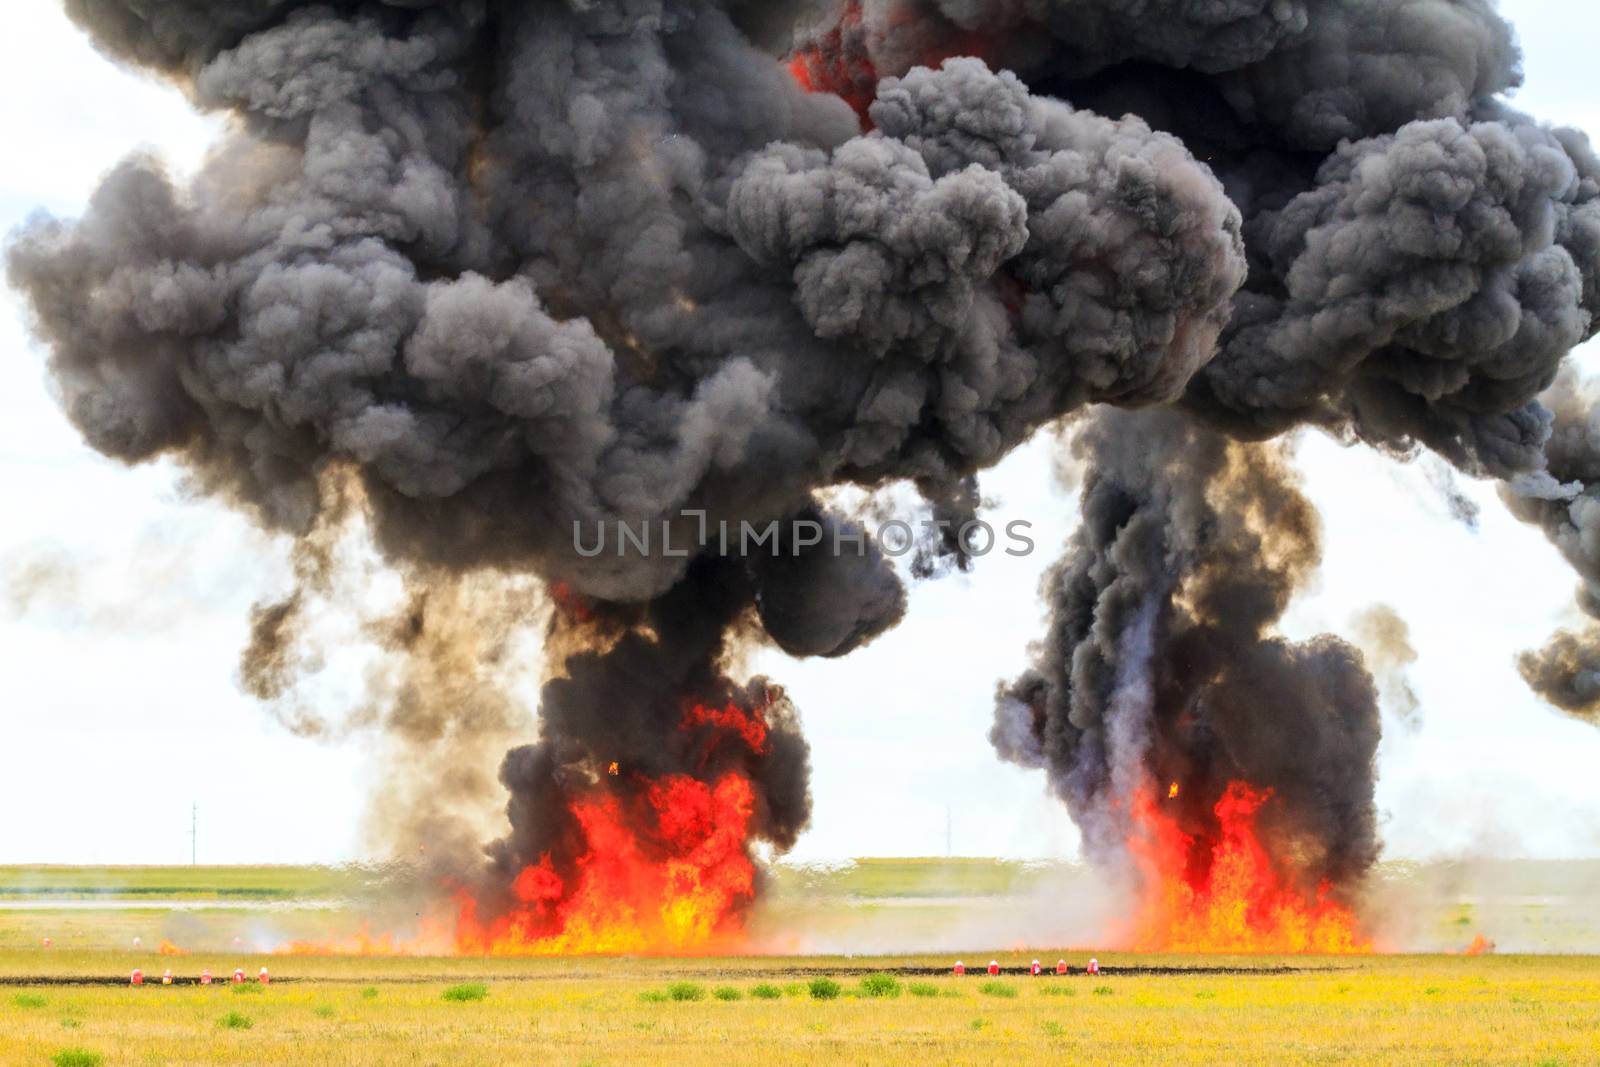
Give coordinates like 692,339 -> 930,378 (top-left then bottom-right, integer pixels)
2,861 -> 1597,1066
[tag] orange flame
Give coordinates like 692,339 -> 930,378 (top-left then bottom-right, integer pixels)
1167,782 -> 1181,799
157,940 -> 186,956
454,771 -> 756,955
1462,933 -> 1495,956
1127,780 -> 1370,954
548,581 -> 594,623
283,701 -> 769,957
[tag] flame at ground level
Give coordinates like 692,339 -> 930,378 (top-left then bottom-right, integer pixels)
283,702 -> 769,957
456,772 -> 757,956
1128,780 -> 1372,954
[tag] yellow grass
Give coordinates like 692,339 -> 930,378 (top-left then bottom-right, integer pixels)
3,951 -> 1599,1066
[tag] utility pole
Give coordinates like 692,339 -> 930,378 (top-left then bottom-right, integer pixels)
190,804 -> 197,867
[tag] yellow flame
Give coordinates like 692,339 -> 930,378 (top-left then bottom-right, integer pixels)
1167,782 -> 1180,799
608,761 -> 620,777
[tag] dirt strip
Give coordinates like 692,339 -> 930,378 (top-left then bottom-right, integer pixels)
0,964 -> 1331,987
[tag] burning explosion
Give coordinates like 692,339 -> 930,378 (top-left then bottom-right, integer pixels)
453,699 -> 770,955
1129,781 -> 1368,953
13,0 -> 1600,955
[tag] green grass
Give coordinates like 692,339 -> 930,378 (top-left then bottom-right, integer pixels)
0,865 -> 370,900
750,983 -> 782,1000
217,1011 -> 253,1031
441,983 -> 488,1003
978,981 -> 1018,998
808,977 -> 842,1000
13,992 -> 46,1008
859,973 -> 901,998
713,986 -> 742,1001
1,951 -> 1598,1065
667,982 -> 705,1002
50,1050 -> 101,1067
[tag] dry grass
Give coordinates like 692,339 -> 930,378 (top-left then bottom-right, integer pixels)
2,951 -> 1598,1065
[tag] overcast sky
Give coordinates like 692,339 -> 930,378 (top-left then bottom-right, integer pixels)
3,1 -> 1600,867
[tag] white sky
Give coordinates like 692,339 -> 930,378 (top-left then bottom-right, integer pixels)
3,1 -> 1600,866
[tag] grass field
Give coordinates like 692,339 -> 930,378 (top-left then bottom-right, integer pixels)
3,862 -> 1599,1065
0,866 -> 372,900
3,951 -> 1599,1065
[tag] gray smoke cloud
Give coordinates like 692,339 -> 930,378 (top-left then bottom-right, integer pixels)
11,0 -> 1244,926
993,408 -> 1381,899
1507,368 -> 1600,722
11,0 -> 1600,929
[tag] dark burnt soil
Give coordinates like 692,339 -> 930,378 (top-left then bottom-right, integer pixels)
695,964 -> 1325,979
0,976 -> 296,987
0,964 -> 1327,987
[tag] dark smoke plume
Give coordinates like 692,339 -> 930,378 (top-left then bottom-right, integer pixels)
8,0 -> 1246,899
993,409 -> 1381,897
11,0 -> 1600,925
1507,368 -> 1600,723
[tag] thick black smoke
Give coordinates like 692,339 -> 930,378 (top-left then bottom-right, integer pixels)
10,0 -> 1243,907
1507,368 -> 1600,721
993,409 -> 1381,898
12,0 -> 1600,922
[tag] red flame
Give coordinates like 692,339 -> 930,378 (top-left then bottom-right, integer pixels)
682,700 -> 769,753
548,581 -> 593,623
786,0 -> 999,127
1462,933 -> 1495,956
454,770 -> 757,955
1127,780 -> 1371,954
282,701 -> 769,957
787,0 -> 876,123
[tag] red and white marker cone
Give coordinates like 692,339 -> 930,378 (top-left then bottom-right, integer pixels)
232,969 -> 245,985
258,967 -> 270,985
987,960 -> 999,976
1056,959 -> 1068,975
1087,958 -> 1100,976
162,970 -> 173,986
130,969 -> 144,986
201,970 -> 212,986
1030,960 -> 1041,976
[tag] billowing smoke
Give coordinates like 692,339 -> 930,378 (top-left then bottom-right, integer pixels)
9,0 -> 1245,938
993,409 -> 1381,906
1508,368 -> 1600,722
11,0 -> 1600,944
